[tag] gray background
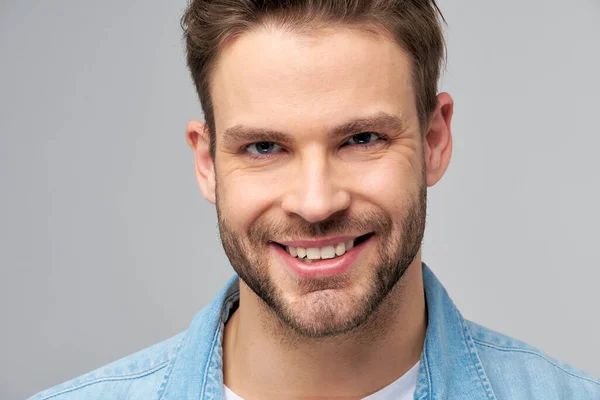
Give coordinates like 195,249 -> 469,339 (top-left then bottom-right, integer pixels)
1,0 -> 599,398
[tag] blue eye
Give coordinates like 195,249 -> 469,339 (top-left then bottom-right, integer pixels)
246,142 -> 282,155
346,132 -> 382,146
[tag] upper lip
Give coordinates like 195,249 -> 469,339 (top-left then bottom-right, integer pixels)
274,234 -> 370,248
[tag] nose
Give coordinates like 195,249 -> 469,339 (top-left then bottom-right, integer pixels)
280,153 -> 351,223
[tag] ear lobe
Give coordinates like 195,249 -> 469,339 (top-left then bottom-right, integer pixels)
424,92 -> 454,187
186,120 -> 216,204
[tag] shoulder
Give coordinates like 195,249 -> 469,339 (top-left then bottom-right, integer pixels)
28,331 -> 187,400
465,320 -> 600,399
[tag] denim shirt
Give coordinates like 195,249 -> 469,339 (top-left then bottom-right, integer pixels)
30,263 -> 600,399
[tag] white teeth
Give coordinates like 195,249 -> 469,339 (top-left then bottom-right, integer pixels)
335,242 -> 346,256
289,246 -> 297,257
320,246 -> 336,259
296,247 -> 307,259
306,248 -> 321,260
284,239 -> 356,260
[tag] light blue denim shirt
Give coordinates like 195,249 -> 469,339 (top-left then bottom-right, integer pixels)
30,263 -> 600,399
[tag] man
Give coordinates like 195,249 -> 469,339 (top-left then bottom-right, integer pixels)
30,0 -> 599,399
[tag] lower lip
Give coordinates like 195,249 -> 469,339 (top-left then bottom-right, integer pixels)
271,236 -> 373,279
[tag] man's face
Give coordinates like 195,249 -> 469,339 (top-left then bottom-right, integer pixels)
210,26 -> 427,338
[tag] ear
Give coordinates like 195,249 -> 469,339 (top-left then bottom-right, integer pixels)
423,92 -> 454,187
186,120 -> 216,204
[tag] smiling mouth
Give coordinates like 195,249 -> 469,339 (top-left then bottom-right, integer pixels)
272,233 -> 374,263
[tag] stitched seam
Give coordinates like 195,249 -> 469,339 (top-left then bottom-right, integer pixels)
38,361 -> 170,400
454,307 -> 496,400
460,319 -> 490,397
156,336 -> 186,400
199,310 -> 222,399
199,291 -> 240,399
473,339 -> 600,386
461,320 -> 496,399
425,342 -> 432,400
413,331 -> 430,400
157,332 -> 191,399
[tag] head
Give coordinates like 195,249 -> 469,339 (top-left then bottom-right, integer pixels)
183,0 -> 453,338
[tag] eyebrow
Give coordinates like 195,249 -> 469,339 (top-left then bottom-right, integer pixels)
221,112 -> 408,147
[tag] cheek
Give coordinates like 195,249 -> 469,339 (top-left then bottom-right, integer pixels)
218,170 -> 282,227
353,157 -> 418,205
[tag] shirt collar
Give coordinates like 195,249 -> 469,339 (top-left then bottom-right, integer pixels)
162,263 -> 497,399
160,275 -> 239,400
415,264 -> 497,399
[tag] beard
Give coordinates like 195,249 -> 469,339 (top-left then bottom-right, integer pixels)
216,177 -> 427,339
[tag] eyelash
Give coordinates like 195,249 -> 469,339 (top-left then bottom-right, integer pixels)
242,132 -> 388,161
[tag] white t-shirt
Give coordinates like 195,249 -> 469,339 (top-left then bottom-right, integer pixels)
224,360 -> 420,400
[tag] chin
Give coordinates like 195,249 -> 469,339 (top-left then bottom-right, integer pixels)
278,280 -> 371,337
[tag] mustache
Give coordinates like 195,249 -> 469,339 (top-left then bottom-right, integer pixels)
247,209 -> 393,244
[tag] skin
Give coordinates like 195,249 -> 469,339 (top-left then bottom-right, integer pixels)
186,24 -> 453,399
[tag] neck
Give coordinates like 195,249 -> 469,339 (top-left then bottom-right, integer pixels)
223,253 -> 426,399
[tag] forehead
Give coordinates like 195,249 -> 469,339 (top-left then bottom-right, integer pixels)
210,25 -> 415,134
